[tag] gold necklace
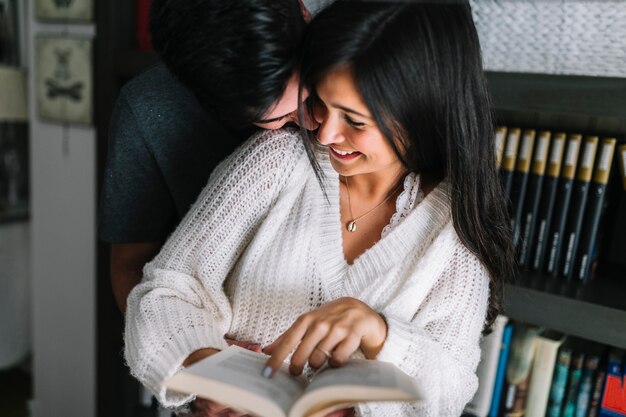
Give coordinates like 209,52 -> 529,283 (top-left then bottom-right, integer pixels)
344,176 -> 404,233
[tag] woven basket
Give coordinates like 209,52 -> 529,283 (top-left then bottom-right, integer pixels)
470,0 -> 626,78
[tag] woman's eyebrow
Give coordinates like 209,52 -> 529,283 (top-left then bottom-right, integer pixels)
332,104 -> 372,119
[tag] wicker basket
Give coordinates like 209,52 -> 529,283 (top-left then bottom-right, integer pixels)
470,0 -> 626,77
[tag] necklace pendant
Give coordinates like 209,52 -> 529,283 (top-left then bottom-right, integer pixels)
347,220 -> 357,232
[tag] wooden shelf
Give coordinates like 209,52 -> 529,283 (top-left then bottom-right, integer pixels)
486,72 -> 626,119
503,270 -> 626,349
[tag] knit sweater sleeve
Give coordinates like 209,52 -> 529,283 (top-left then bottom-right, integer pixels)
124,128 -> 306,407
358,241 -> 490,417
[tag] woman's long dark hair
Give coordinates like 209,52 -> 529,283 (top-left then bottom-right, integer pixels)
298,0 -> 515,332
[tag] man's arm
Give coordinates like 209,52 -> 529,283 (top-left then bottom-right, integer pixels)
110,241 -> 163,314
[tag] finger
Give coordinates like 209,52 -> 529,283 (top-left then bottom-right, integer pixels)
262,316 -> 311,377
288,319 -> 335,374
328,333 -> 361,367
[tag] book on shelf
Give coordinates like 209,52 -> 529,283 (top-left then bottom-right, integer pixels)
164,346 -> 423,417
575,353 -> 602,417
495,126 -> 507,170
599,349 -> 626,417
561,136 -> 600,280
517,130 -> 551,268
136,0 -> 153,50
510,129 -> 537,248
562,351 -> 586,417
587,360 -> 608,417
0,0 -> 20,65
546,346 -> 574,417
606,144 -> 626,270
531,132 -> 567,272
575,138 -> 617,282
501,324 -> 542,417
525,330 -> 567,417
545,133 -> 583,276
465,315 -> 509,417
500,127 -> 522,203
488,322 -> 515,417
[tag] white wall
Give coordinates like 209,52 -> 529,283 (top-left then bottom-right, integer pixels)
27,0 -> 97,415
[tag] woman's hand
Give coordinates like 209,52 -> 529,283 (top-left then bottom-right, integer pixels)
262,297 -> 387,377
187,338 -> 261,417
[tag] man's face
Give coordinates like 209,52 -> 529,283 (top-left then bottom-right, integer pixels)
254,73 -> 318,130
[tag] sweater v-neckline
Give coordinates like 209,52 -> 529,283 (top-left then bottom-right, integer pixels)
314,153 -> 452,301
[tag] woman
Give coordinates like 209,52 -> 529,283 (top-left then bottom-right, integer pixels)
124,1 -> 515,416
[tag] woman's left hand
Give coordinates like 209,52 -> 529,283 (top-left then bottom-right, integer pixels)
262,297 -> 387,377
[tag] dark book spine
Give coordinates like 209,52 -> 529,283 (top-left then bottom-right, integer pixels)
561,136 -> 600,280
545,134 -> 582,275
495,126 -> 508,171
532,133 -> 567,272
546,347 -> 573,417
586,366 -> 606,417
518,131 -> 551,268
575,138 -> 617,283
500,128 -> 521,205
576,354 -> 602,417
606,144 -> 626,270
510,130 -> 537,248
562,351 -> 586,417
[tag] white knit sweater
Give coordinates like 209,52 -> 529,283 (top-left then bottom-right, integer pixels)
124,128 -> 491,417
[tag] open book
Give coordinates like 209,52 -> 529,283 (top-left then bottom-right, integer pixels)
164,345 -> 422,417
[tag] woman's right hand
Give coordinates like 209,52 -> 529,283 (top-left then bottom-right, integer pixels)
187,338 -> 261,417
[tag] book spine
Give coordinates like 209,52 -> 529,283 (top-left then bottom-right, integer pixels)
496,126 -> 508,170
575,138 -> 617,282
587,367 -> 607,417
606,144 -> 626,270
510,129 -> 537,248
532,132 -> 567,272
598,350 -> 626,417
576,354 -> 601,417
518,130 -> 551,268
502,324 -> 542,417
561,136 -> 600,279
545,134 -> 582,275
525,332 -> 565,417
136,0 -> 153,50
500,128 -> 522,204
546,347 -> 573,417
562,352 -> 587,417
488,323 -> 515,417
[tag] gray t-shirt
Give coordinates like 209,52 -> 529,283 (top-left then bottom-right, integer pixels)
99,64 -> 251,243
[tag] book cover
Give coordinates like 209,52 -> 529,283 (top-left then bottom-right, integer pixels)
488,322 -> 515,417
495,126 -> 508,170
525,330 -> 567,417
531,132 -> 567,272
465,315 -> 509,417
545,133 -> 583,275
500,127 -> 522,204
599,349 -> 626,417
510,129 -> 537,248
575,354 -> 601,417
546,346 -> 573,417
606,144 -> 626,269
575,138 -> 617,282
164,346 -> 423,417
561,136 -> 600,279
502,324 -> 542,417
517,130 -> 551,268
562,351 -> 586,417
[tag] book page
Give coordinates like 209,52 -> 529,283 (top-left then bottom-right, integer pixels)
289,360 -> 422,417
166,346 -> 307,416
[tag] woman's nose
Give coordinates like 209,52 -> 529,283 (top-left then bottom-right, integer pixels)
316,116 -> 342,145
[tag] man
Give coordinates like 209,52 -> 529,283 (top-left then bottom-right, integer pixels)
99,0 -> 312,314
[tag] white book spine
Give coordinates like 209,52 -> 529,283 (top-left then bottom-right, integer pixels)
464,315 -> 509,417
525,334 -> 564,417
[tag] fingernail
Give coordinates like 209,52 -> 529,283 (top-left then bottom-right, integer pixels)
261,366 -> 273,379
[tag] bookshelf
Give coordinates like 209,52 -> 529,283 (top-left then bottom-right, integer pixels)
488,71 -> 626,349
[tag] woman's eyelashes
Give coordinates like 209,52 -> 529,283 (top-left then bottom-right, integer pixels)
343,115 -> 366,129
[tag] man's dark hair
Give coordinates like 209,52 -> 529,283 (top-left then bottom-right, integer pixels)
150,0 -> 305,126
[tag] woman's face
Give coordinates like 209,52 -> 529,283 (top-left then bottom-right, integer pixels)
313,66 -> 403,179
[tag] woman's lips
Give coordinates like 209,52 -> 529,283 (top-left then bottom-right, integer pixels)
329,146 -> 361,161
